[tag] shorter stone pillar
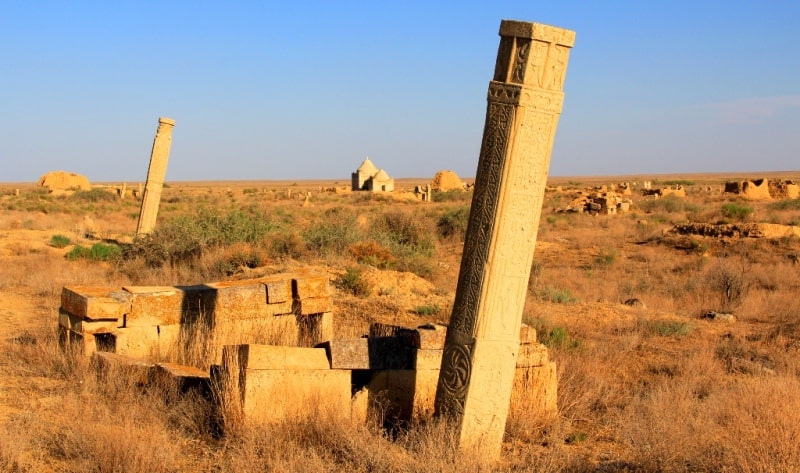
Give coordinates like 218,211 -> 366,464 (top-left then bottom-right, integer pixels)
136,117 -> 175,236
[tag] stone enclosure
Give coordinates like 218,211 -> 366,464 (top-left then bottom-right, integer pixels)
59,272 -> 556,430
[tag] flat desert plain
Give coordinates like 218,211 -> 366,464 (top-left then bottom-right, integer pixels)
0,172 -> 799,471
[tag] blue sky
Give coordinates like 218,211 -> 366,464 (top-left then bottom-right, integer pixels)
1,1 -> 798,182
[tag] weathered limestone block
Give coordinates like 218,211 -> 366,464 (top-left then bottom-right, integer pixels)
224,344 -> 331,370
59,326 -> 98,357
59,309 -> 118,335
513,361 -> 558,415
114,325 -> 177,360
367,369 -> 440,422
61,286 -> 129,321
262,277 -> 292,304
320,338 -> 371,370
208,280 -> 293,321
292,273 -> 330,300
293,295 -> 333,315
516,343 -> 549,367
217,344 -> 350,424
124,285 -> 213,327
413,348 -> 444,370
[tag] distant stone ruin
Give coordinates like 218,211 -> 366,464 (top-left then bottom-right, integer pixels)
37,171 -> 91,193
58,272 -> 556,431
556,190 -> 633,214
430,170 -> 464,192
643,185 -> 686,198
724,179 -> 799,200
724,179 -> 771,200
351,157 -> 395,192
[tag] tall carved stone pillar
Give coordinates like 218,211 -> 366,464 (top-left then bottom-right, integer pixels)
136,117 -> 175,236
434,20 -> 574,458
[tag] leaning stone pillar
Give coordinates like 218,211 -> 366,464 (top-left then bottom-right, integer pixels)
434,20 -> 575,458
136,117 -> 175,236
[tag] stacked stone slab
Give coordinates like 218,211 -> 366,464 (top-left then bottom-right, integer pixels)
58,272 -> 333,364
557,190 -> 633,214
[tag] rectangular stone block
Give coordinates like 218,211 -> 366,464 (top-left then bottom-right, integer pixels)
261,277 -> 291,304
124,285 -> 214,327
512,361 -> 558,416
61,286 -> 129,321
208,280 -> 293,321
59,309 -> 119,335
225,344 -> 331,370
292,273 -> 330,299
293,296 -> 333,315
413,348 -> 443,370
319,338 -> 370,370
366,369 -> 440,421
239,369 -> 351,423
516,343 -> 549,367
413,324 -> 447,349
113,325 -> 168,360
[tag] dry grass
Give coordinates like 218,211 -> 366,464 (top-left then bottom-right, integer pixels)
1,178 -> 800,470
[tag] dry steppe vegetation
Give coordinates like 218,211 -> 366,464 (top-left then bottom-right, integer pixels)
0,173 -> 799,472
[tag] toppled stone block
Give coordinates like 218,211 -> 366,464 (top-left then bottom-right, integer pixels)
124,285 -> 214,327
59,309 -> 118,335
519,323 -> 537,344
410,323 -> 447,349
513,361 -> 558,416
153,362 -> 211,394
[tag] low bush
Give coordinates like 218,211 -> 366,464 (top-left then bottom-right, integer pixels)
49,234 -> 71,248
436,206 -> 470,241
336,267 -> 372,297
721,203 -> 753,222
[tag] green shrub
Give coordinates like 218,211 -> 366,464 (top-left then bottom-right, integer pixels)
721,203 -> 753,222
123,207 -> 277,267
88,242 -> 121,261
540,286 -> 578,304
303,208 -> 362,256
412,304 -> 440,316
639,195 -> 694,214
70,188 -> 117,202
436,206 -> 470,241
49,234 -> 72,248
768,198 -> 800,211
336,267 -> 372,297
594,247 -> 617,267
640,319 -> 694,337
431,190 -> 472,203
66,245 -> 90,260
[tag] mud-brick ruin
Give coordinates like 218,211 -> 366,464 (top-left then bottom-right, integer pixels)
58,272 -> 557,428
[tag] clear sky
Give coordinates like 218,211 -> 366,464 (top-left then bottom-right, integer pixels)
1,1 -> 798,183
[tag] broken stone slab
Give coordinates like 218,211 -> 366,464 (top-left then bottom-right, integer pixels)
222,344 -> 331,370
413,348 -> 444,371
261,276 -> 292,304
411,324 -> 448,349
61,286 -> 130,321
